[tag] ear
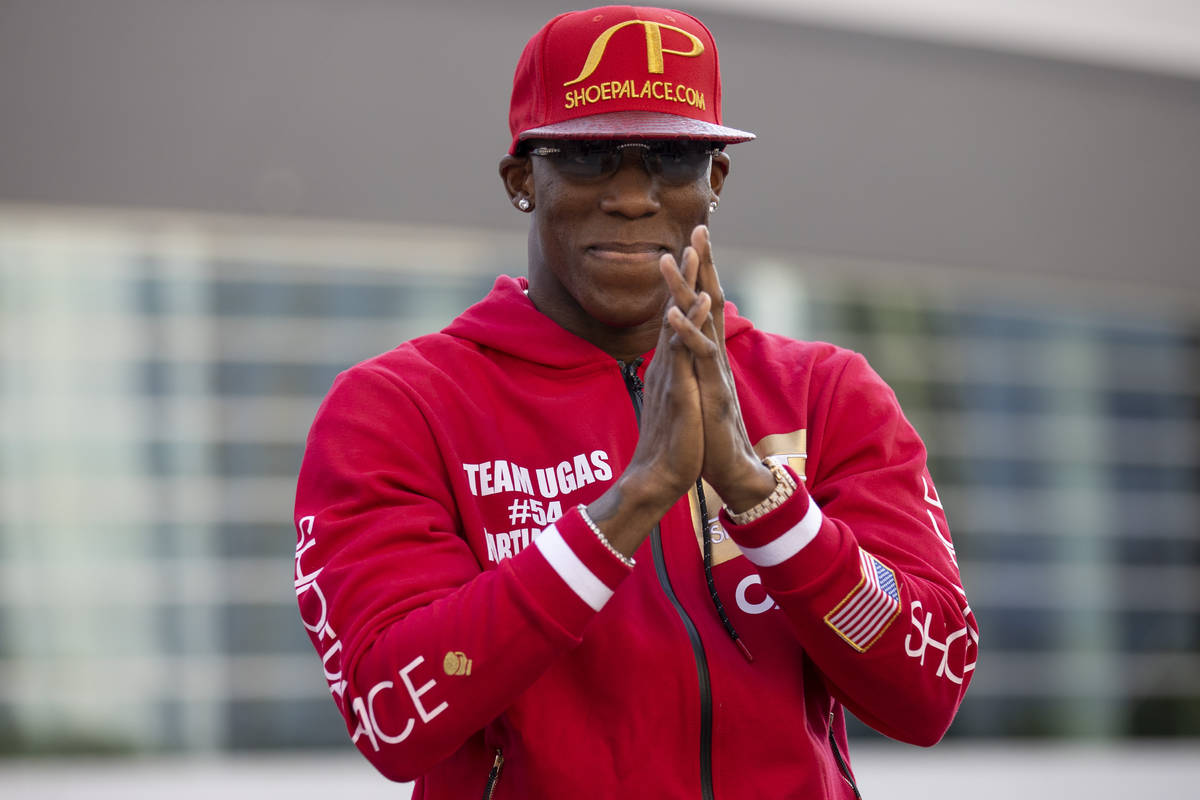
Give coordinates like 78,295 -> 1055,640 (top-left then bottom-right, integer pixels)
709,150 -> 730,198
499,154 -> 534,210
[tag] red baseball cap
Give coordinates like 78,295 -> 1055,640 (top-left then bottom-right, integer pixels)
508,5 -> 756,153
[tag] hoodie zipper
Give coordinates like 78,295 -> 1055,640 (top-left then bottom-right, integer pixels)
481,748 -> 503,800
619,360 -> 716,800
828,711 -> 862,799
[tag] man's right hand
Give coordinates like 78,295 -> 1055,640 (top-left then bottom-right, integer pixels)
584,250 -> 711,558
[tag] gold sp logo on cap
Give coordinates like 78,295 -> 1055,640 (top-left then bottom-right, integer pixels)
564,20 -> 704,86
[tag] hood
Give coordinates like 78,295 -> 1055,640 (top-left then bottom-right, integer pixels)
443,275 -> 754,369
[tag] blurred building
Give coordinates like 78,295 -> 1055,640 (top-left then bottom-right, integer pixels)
1,0 -> 1197,759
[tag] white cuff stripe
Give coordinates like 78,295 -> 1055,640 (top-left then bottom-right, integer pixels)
534,524 -> 614,612
737,499 -> 824,567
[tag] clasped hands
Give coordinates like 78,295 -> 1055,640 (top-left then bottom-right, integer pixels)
589,225 -> 778,557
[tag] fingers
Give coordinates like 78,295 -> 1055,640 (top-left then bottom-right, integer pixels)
659,247 -> 699,313
672,229 -> 734,389
666,291 -> 718,357
662,225 -> 722,305
659,226 -> 729,362
647,262 -> 698,378
689,225 -> 726,343
691,226 -> 722,303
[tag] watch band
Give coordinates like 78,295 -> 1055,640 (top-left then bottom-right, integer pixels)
725,460 -> 797,525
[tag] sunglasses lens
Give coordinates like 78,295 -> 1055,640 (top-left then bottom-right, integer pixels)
536,141 -> 714,183
650,144 -> 713,184
553,144 -> 621,179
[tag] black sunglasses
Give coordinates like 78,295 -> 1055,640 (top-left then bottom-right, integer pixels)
525,140 -> 721,184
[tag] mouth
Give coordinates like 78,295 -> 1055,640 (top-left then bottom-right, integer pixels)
586,242 -> 670,263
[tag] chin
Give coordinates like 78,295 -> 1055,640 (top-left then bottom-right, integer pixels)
577,287 -> 662,329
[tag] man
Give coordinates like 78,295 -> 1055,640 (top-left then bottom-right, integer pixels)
294,6 -> 977,798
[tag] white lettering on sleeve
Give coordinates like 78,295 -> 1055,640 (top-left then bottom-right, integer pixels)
296,577 -> 332,638
366,681 -> 416,744
904,599 -> 979,684
350,696 -> 381,751
399,656 -> 449,723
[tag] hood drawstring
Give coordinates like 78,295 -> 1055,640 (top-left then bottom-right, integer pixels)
696,480 -> 754,662
620,357 -> 753,662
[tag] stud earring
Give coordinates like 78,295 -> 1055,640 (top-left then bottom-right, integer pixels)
708,199 -> 719,213
517,197 -> 532,212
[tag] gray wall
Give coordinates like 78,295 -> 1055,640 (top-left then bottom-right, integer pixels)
3,0 -> 1199,290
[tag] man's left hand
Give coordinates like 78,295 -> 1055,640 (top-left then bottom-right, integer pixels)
660,225 -> 777,514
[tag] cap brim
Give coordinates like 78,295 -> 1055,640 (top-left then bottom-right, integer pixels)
517,110 -> 755,146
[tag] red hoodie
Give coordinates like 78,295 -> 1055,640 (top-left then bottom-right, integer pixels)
294,275 -> 977,799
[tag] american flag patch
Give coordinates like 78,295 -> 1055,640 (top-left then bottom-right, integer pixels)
825,548 -> 901,652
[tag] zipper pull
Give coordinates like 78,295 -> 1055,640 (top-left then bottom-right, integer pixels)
482,748 -> 504,800
618,358 -> 644,397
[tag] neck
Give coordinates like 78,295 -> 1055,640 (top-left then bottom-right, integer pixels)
527,285 -> 663,361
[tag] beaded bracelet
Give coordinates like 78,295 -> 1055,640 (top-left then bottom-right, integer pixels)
725,460 -> 797,525
577,505 -> 636,568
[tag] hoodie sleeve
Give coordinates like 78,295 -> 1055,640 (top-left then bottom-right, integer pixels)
293,364 -> 633,781
719,352 -> 977,746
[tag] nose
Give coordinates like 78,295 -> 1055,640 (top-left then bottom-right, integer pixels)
598,149 -> 661,218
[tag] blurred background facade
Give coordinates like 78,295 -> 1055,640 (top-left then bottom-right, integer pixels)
1,0 -> 1197,795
